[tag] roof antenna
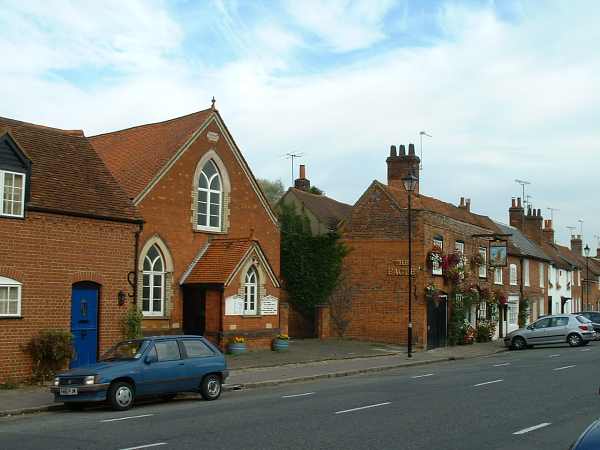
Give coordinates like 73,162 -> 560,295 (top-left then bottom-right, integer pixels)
419,131 -> 431,170
211,96 -> 216,110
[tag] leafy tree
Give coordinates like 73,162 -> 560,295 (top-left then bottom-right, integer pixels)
309,186 -> 323,195
258,178 -> 285,206
279,203 -> 348,318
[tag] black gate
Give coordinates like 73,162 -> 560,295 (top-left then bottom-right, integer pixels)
427,296 -> 448,349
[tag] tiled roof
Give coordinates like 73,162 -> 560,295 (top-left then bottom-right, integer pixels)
90,109 -> 212,199
381,182 -> 494,230
541,242 -> 579,270
183,238 -> 254,285
494,222 -> 551,261
288,188 -> 352,229
0,117 -> 139,222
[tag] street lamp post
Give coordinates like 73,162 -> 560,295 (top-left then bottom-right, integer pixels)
402,172 -> 418,358
584,245 -> 590,310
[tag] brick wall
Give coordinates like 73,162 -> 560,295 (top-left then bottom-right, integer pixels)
135,120 -> 281,344
0,212 -> 137,382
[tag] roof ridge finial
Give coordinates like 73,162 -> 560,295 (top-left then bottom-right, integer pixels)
211,96 -> 216,110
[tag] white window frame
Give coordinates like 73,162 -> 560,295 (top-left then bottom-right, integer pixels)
478,247 -> 487,278
0,276 -> 22,317
539,262 -> 544,288
494,267 -> 503,285
523,260 -> 530,287
0,170 -> 26,218
142,245 -> 165,317
508,298 -> 518,325
244,267 -> 258,315
509,264 -> 518,286
197,160 -> 222,232
432,238 -> 443,276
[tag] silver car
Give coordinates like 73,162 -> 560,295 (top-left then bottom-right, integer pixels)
504,314 -> 595,350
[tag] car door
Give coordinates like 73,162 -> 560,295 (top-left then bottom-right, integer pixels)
179,338 -> 222,391
546,316 -> 569,344
527,317 -> 552,344
141,340 -> 186,395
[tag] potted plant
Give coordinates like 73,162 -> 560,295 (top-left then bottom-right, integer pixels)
272,334 -> 289,351
227,336 -> 247,355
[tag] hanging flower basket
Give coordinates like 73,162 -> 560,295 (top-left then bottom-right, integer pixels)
470,253 -> 485,268
495,290 -> 508,306
426,245 -> 443,271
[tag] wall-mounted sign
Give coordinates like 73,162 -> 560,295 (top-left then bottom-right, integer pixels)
489,240 -> 508,267
225,295 -> 244,315
387,260 -> 416,276
260,295 -> 278,315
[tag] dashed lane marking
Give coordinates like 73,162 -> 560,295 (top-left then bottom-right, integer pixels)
101,414 -> 154,423
513,423 -> 551,435
411,373 -> 434,379
335,402 -> 391,415
473,379 -> 503,387
282,392 -> 315,398
553,365 -> 576,371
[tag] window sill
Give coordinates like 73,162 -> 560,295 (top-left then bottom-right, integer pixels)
494,282 -> 503,285
0,214 -> 25,220
0,315 -> 23,320
241,315 -> 262,319
142,315 -> 169,320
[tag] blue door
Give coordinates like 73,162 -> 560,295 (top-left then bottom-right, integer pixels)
71,284 -> 99,368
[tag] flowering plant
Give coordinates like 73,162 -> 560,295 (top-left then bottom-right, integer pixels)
494,290 -> 508,306
464,325 -> 475,345
427,245 -> 443,270
425,284 -> 443,304
276,334 -> 289,340
470,253 -> 485,267
229,336 -> 246,344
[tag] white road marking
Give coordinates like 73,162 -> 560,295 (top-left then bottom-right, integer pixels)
493,363 -> 511,367
473,379 -> 503,387
119,443 -> 167,450
513,423 -> 551,435
580,348 -> 591,352
335,402 -> 391,415
549,354 -> 561,358
553,365 -> 576,371
282,392 -> 315,398
411,373 -> 434,379
101,414 -> 153,423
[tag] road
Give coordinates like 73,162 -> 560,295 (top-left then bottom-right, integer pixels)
1,342 -> 599,450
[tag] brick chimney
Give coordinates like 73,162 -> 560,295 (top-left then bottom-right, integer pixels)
294,164 -> 310,191
543,219 -> 555,244
571,234 -> 583,256
386,143 -> 420,193
523,206 -> 543,245
458,197 -> 471,212
509,198 -> 524,231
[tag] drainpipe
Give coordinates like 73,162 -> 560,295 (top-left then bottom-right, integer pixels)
519,257 -> 525,326
129,223 -> 144,304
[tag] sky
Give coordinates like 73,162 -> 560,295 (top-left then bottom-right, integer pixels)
1,0 -> 599,249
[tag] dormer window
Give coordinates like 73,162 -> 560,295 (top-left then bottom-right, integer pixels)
197,160 -> 222,230
0,170 -> 25,218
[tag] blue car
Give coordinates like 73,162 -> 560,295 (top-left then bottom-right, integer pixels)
50,335 -> 228,411
571,419 -> 600,449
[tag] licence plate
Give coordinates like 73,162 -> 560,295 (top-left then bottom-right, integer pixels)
59,387 -> 78,396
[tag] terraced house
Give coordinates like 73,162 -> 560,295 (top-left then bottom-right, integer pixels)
90,104 -> 285,349
0,117 -> 141,382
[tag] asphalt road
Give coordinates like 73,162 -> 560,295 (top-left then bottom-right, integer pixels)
1,342 -> 600,450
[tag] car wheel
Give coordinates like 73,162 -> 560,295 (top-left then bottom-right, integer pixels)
108,381 -> 135,411
511,336 -> 526,350
200,374 -> 222,401
568,333 -> 583,347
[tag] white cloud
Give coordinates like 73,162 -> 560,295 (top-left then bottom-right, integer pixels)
284,0 -> 395,52
1,0 -> 600,247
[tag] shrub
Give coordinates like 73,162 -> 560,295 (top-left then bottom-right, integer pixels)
122,305 -> 143,339
24,330 -> 74,383
229,336 -> 246,344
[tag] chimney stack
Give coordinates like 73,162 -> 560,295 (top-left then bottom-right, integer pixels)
509,197 -> 525,231
571,234 -> 583,256
386,143 -> 420,193
596,247 -> 600,258
543,219 -> 555,244
523,205 -> 543,244
458,197 -> 471,212
294,164 -> 311,191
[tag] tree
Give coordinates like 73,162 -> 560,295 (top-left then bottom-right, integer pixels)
257,178 -> 285,206
279,203 -> 348,319
309,186 -> 323,195
329,268 -> 354,337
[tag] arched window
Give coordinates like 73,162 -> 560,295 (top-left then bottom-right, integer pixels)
142,245 -> 165,316
244,267 -> 258,315
0,276 -> 21,317
198,160 -> 222,230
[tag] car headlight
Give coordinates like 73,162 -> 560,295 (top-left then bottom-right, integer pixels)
84,375 -> 96,385
53,377 -> 59,387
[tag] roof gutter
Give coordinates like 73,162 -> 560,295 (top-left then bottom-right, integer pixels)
28,205 -> 144,225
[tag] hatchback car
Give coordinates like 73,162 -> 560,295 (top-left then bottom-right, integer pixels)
50,335 -> 228,411
504,314 -> 595,350
570,418 -> 600,449
575,311 -> 600,338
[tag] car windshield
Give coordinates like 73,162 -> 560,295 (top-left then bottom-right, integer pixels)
100,340 -> 146,362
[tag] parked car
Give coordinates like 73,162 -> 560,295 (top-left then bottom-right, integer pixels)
570,418 -> 600,449
575,311 -> 600,339
50,335 -> 228,411
504,314 -> 595,350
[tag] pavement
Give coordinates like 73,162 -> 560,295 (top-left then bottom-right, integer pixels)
0,339 -> 505,417
1,341 -> 598,449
